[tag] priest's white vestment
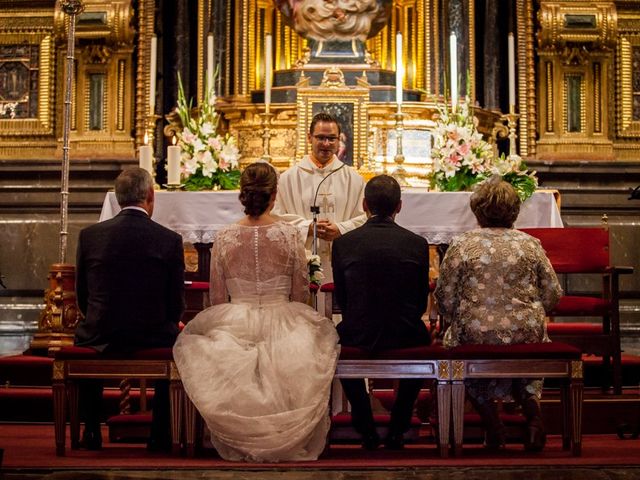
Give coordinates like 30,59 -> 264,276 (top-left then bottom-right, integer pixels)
272,155 -> 366,283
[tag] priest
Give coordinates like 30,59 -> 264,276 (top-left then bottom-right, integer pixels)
272,112 -> 366,284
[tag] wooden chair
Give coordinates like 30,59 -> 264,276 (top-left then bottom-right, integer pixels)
52,346 -> 184,456
447,342 -> 584,456
520,227 -> 634,394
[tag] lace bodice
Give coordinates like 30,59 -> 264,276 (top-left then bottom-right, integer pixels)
209,222 -> 309,305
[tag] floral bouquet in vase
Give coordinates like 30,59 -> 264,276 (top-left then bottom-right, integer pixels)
430,100 -> 493,192
490,153 -> 538,201
430,99 -> 538,201
175,75 -> 241,190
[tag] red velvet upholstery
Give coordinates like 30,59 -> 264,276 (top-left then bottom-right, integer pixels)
339,344 -> 448,360
547,323 -> 603,335
320,282 -> 334,293
374,345 -> 448,360
339,346 -> 368,359
54,346 -> 174,360
520,227 -> 631,394
106,413 -> 152,425
447,342 -> 581,359
54,346 -> 100,359
130,348 -> 174,360
551,296 -> 610,316
331,413 -> 421,427
521,227 -> 609,273
184,281 -> 210,291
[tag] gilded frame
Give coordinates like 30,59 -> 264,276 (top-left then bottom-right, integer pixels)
0,29 -> 55,137
296,83 -> 369,167
617,35 -> 640,138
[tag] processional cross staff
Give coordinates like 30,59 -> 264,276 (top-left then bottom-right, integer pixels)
31,0 -> 84,355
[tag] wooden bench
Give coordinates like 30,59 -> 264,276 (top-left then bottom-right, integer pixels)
335,346 -> 452,457
182,348 -> 453,458
52,346 -> 184,456
447,342 -> 584,456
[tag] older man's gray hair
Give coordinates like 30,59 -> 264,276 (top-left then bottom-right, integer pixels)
115,167 -> 154,207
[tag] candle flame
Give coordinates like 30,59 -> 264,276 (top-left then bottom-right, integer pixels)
143,132 -> 149,145
172,135 -> 177,146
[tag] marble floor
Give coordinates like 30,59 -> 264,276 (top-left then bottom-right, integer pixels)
3,468 -> 640,480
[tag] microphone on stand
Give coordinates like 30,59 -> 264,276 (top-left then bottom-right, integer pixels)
310,162 -> 346,256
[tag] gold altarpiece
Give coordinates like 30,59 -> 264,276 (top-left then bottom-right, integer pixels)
2,1 -> 640,162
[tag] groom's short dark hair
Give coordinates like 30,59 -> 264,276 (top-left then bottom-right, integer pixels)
365,175 -> 401,217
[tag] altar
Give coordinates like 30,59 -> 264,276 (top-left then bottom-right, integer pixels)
99,189 -> 562,245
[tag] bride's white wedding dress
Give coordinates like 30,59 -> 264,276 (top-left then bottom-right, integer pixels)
173,222 -> 339,462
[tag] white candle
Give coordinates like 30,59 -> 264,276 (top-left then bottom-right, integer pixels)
264,34 -> 272,115
207,33 -> 214,93
508,33 -> 516,108
396,32 -> 403,108
149,35 -> 157,114
139,133 -> 153,175
450,33 -> 458,110
167,137 -> 181,185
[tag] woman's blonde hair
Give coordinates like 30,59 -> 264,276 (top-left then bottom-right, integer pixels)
470,175 -> 521,228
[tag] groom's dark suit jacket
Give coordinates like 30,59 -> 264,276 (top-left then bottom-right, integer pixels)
332,215 -> 431,352
75,208 -> 185,352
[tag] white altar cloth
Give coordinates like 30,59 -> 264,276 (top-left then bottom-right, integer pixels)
99,190 -> 563,244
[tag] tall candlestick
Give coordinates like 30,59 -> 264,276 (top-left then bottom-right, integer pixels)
207,33 -> 214,92
396,32 -> 403,108
508,33 -> 516,109
149,35 -> 157,114
264,34 -> 272,115
167,137 -> 181,186
450,33 -> 458,110
139,133 -> 153,175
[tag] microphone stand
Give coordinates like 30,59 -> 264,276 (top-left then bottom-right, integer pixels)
309,161 -> 346,310
310,162 -> 346,256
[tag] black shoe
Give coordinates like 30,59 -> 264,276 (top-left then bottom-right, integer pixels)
79,429 -> 102,450
361,431 -> 381,451
384,433 -> 405,450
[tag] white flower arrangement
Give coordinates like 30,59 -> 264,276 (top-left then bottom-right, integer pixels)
431,100 -> 493,192
490,153 -> 538,201
431,98 -> 538,201
307,253 -> 324,287
175,75 -> 241,190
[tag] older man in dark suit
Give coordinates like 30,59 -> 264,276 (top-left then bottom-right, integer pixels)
332,174 -> 431,450
75,167 -> 185,450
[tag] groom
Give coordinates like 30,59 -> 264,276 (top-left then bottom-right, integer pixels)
332,174 -> 431,449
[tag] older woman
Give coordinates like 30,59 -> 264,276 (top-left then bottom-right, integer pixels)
435,176 -> 562,451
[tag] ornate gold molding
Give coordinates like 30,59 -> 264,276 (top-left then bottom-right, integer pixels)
437,360 -> 450,381
617,35 -> 640,138
452,360 -> 464,381
538,2 -> 617,50
571,360 -> 583,379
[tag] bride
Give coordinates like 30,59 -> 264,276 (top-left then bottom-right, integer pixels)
173,162 -> 340,462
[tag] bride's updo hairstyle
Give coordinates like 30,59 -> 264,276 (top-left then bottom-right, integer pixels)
239,161 -> 278,217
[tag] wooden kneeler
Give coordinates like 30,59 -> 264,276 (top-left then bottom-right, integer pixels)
334,346 -> 453,458
447,342 -> 584,456
52,346 -> 185,456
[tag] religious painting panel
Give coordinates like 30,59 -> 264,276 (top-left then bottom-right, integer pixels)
311,102 -> 354,166
295,79 -> 369,168
0,30 -> 55,142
